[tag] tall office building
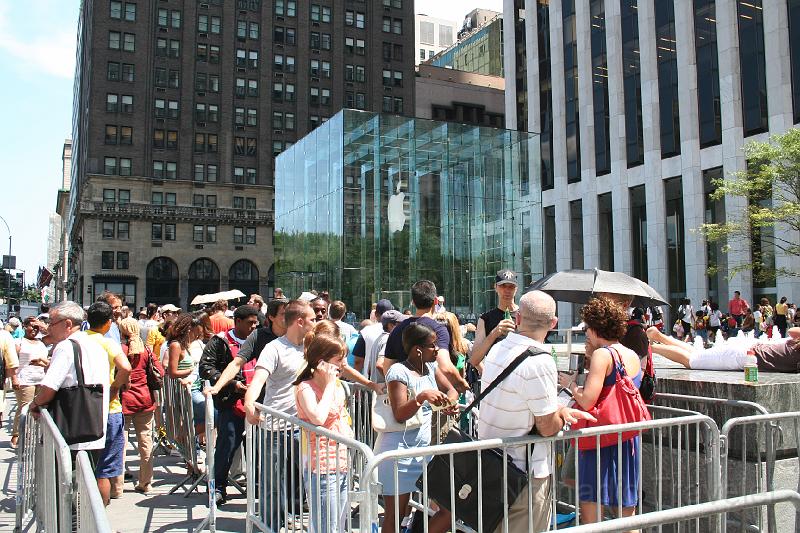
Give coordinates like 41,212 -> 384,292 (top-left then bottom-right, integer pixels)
505,0 -> 800,323
415,14 -> 458,64
66,0 -> 414,308
429,9 -> 504,77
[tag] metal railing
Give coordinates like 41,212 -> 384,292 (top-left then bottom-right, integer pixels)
564,489 -> 800,532
720,411 -> 800,532
15,406 -> 110,533
162,375 -> 206,496
245,401 -> 376,533
194,381 -> 218,533
75,451 -> 113,532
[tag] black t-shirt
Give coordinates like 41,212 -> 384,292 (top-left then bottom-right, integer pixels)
384,316 -> 450,362
237,326 -> 278,364
480,307 -> 519,346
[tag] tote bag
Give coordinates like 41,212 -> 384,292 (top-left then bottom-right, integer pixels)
371,384 -> 423,433
49,340 -> 105,445
416,348 -> 546,533
571,346 -> 651,450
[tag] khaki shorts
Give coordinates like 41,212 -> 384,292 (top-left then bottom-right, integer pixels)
492,476 -> 552,533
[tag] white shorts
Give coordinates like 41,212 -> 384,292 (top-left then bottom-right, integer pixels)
688,342 -> 754,371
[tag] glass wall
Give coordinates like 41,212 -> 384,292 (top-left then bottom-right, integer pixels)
275,110 -> 541,318
569,199 -> 584,269
630,185 -> 648,282
563,0 -> 581,182
656,0 -> 680,158
591,0 -> 611,176
543,206 -> 556,275
694,0 -> 722,147
598,193 -> 614,271
665,177 -> 686,310
737,0 -> 768,137
621,0 -> 644,168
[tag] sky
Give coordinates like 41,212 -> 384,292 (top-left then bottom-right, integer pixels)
0,0 -> 504,286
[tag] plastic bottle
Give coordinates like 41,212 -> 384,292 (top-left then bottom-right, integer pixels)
504,307 -> 512,321
551,346 -> 558,365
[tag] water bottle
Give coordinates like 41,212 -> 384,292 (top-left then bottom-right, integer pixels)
551,346 -> 558,365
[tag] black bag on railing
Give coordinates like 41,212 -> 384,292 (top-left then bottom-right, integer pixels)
145,347 -> 164,391
415,348 -> 547,533
49,340 -> 105,445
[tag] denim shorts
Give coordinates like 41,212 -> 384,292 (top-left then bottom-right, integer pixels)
95,413 -> 125,478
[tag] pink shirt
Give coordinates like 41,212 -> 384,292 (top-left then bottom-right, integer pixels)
729,298 -> 749,316
295,380 -> 353,473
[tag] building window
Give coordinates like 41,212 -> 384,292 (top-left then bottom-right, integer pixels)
152,223 -> 163,241
102,252 -> 115,270
590,0 -> 610,176
597,193 -> 614,270
791,0 -> 800,124
234,227 -> 244,244
119,189 -> 130,203
155,99 -> 165,118
117,221 -> 129,240
106,93 -> 118,112
165,224 -> 175,240
103,189 -> 116,203
105,125 -> 118,144
158,8 -> 168,26
166,162 -> 176,179
543,206 -> 556,275
121,95 -> 133,113
153,160 -> 164,178
122,63 -> 134,82
419,20 -> 434,43
630,184 -> 648,282
153,129 -> 165,148
194,163 -> 204,181
168,100 -> 179,119
208,165 -> 218,182
104,157 -> 117,175
169,39 -> 180,58
621,0 -> 644,167
110,1 -> 122,19
103,221 -> 115,239
124,3 -> 136,21
665,176 -> 685,310
563,0 -> 580,183
206,226 -> 217,243
738,0 -> 768,136
119,125 -> 130,144
695,0 -> 721,146
152,191 -> 163,204
234,167 -> 244,183
107,62 -> 120,81
171,10 -> 181,28
123,33 -> 135,52
166,130 -> 177,149
569,199 -> 584,269
119,158 -> 131,176
655,0 -> 680,158
109,31 -> 121,49
247,108 -> 257,126
116,252 -> 129,270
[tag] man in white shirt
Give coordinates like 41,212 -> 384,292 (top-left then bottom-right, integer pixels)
479,290 -> 593,533
30,301 -> 110,461
352,299 -> 394,374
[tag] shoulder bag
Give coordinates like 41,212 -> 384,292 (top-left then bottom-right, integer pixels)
371,381 -> 423,433
145,346 -> 164,391
571,346 -> 651,450
415,348 -> 547,533
49,340 -> 105,445
638,345 -> 656,403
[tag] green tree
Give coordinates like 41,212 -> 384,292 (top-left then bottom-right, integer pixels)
701,128 -> 800,283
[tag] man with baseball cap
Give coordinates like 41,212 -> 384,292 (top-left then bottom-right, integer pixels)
469,268 -> 520,370
362,310 -> 406,382
352,299 -> 394,375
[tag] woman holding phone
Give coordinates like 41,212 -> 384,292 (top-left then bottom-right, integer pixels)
293,327 -> 353,533
12,317 -> 48,447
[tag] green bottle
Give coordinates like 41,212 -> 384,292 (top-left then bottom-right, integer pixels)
504,307 -> 512,321
551,346 -> 558,364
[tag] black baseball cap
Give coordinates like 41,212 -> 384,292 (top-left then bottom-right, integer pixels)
376,298 -> 394,316
495,269 -> 518,286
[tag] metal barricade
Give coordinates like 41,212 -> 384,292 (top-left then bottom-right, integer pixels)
75,451 -> 113,532
162,375 -> 205,496
654,392 -> 770,417
720,411 -> 800,533
564,490 -> 800,532
362,412 -> 721,533
194,381 -> 218,533
346,382 -> 376,451
245,402 -> 376,533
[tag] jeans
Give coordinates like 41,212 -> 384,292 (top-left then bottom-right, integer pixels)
262,429 -> 303,532
305,471 -> 348,533
213,406 -> 245,495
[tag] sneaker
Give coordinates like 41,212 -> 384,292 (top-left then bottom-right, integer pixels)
214,491 -> 226,506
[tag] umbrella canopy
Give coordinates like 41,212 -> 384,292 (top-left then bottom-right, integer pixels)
190,289 -> 247,306
526,269 -> 669,308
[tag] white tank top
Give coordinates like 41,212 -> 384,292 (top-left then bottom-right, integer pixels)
16,338 -> 48,386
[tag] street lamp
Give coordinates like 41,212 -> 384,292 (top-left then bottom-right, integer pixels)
0,215 -> 11,317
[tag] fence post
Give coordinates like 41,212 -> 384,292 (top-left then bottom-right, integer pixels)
192,381 -> 216,533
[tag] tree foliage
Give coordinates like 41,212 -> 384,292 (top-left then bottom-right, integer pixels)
701,128 -> 800,282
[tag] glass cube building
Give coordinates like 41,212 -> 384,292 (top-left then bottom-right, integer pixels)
274,110 -> 541,318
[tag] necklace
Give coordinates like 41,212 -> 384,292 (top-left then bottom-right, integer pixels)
404,354 -> 425,375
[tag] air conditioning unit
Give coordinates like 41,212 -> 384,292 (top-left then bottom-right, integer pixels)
236,125 -> 245,131
237,67 -> 246,73
156,87 -> 166,92
273,129 -> 283,135
156,118 -> 165,123
198,122 -> 206,127
274,72 -> 284,78
200,3 -> 208,8
199,32 -> 208,38
197,91 -> 206,96
159,27 -> 168,33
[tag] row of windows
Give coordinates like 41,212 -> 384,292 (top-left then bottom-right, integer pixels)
102,221 -> 130,240
236,20 -> 260,40
109,2 -> 136,22
382,70 -> 403,87
197,44 -> 221,63
100,162 -> 259,184
104,157 -> 131,176
194,164 -> 218,182
105,125 -> 132,145
106,94 -> 133,113
102,251 -> 129,270
236,49 -> 259,68
198,15 -> 222,34
109,31 -> 135,52
153,129 -> 179,149
157,8 -> 181,29
154,68 -> 180,88
155,38 -> 180,58
235,78 -> 259,97
309,87 -> 331,106
107,62 -> 134,82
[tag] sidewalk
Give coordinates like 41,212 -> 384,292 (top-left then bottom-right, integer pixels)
0,396 -> 247,533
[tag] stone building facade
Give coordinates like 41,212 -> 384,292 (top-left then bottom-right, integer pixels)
66,0 -> 415,309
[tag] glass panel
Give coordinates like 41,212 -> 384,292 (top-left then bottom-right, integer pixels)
274,110 -> 540,318
655,0 -> 680,158
569,199 -> 583,269
591,0 -> 610,175
598,193 -> 614,270
563,0 -> 581,183
630,184 -> 648,282
694,0 -> 722,146
664,177 -> 685,311
790,0 -> 800,123
738,0 -> 768,136
621,0 -> 644,167
538,1 -> 554,189
703,167 -> 726,304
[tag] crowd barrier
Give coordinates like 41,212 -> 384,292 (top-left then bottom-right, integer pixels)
162,375 -> 206,496
194,382 -> 218,533
14,405 -> 110,533
75,451 -> 113,532
245,402 -> 375,533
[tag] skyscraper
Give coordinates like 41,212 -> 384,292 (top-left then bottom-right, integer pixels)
65,0 -> 414,308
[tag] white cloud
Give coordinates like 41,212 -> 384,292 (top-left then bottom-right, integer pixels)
0,2 -> 76,79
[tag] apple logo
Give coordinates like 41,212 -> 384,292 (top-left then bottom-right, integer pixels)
387,180 -> 406,233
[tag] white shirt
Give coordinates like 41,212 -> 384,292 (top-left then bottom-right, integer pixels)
335,320 -> 357,341
358,322 -> 384,375
477,333 -> 558,478
39,331 -> 110,450
709,310 -> 723,328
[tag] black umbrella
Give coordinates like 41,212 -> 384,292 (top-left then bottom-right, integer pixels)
526,269 -> 669,308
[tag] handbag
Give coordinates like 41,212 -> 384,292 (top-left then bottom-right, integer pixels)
145,347 -> 163,391
371,384 -> 423,433
416,348 -> 546,533
638,345 -> 656,403
49,340 -> 105,445
571,346 -> 651,450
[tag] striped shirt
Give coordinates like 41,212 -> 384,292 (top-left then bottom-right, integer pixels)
477,333 -> 558,478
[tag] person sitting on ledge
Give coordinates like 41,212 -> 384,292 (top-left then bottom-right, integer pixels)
646,326 -> 800,373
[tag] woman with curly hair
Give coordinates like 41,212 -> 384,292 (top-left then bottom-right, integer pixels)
558,296 -> 643,524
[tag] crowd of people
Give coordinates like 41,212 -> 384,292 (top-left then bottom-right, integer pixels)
5,276 -> 800,531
